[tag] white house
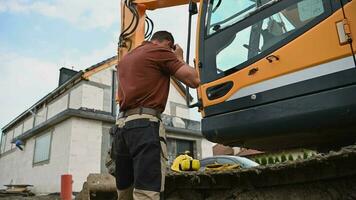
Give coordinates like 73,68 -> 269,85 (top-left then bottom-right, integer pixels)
0,56 -> 213,194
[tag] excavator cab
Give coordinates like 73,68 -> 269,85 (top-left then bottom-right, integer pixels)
198,0 -> 356,150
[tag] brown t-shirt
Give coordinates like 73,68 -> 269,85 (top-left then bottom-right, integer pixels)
117,41 -> 185,113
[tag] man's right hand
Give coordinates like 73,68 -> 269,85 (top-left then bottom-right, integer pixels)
173,44 -> 184,62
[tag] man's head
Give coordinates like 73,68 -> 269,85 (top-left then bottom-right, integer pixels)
150,31 -> 175,50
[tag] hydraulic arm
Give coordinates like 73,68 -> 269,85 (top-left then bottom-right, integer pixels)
118,0 -> 199,60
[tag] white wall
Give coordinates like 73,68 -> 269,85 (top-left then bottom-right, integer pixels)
69,117 -> 103,192
34,107 -> 46,126
89,67 -> 114,86
201,139 -> 214,158
47,94 -> 68,119
4,130 -> 14,152
82,84 -> 104,111
0,135 -> 5,154
23,115 -> 34,132
69,85 -> 83,109
90,66 -> 115,113
0,117 -> 106,194
0,119 -> 72,194
13,124 -> 23,138
164,83 -> 188,116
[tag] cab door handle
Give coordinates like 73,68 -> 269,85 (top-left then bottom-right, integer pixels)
266,55 -> 280,63
206,81 -> 233,100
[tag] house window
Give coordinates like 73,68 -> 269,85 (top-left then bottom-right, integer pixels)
167,138 -> 195,165
33,132 -> 52,165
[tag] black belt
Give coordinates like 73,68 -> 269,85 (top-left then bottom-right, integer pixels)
118,107 -> 161,119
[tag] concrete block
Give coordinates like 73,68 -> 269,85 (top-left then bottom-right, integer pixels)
13,123 -> 23,138
23,116 -> 34,132
47,94 -> 68,119
35,107 -> 46,126
89,68 -> 114,86
103,88 -> 112,113
4,130 -> 14,152
82,84 -> 104,111
69,85 -> 83,109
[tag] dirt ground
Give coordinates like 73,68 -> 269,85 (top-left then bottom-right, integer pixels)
0,194 -> 61,200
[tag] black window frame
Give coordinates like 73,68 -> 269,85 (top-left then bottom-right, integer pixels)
199,0 -> 333,83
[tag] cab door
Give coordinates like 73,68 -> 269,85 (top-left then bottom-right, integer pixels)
197,0 -> 356,150
336,0 -> 356,67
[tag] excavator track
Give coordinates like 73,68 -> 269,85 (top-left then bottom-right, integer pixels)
77,145 -> 356,200
165,145 -> 356,200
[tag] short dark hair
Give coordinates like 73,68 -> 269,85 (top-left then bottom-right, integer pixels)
150,31 -> 174,44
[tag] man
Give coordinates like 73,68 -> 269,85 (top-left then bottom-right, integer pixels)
115,30 -> 200,200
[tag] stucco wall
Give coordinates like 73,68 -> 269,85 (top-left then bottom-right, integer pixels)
103,87 -> 112,113
87,67 -> 115,113
69,84 -> 83,109
47,94 -> 68,119
34,106 -> 47,126
69,117 -> 103,192
82,84 -> 104,111
89,67 -> 114,86
23,115 -> 34,132
201,139 -> 214,158
3,130 -> 14,152
0,119 -> 72,193
165,83 -> 188,117
13,124 -> 23,138
0,135 -> 5,154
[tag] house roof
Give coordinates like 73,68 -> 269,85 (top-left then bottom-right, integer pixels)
2,55 -> 195,132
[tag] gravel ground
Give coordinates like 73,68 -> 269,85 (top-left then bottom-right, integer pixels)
0,194 -> 61,200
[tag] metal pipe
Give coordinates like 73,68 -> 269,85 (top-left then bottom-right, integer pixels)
185,1 -> 198,108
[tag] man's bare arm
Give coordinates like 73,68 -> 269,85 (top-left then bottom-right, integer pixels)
174,64 -> 200,88
173,44 -> 200,88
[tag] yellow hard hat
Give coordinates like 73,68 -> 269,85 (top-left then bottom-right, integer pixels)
171,154 -> 200,172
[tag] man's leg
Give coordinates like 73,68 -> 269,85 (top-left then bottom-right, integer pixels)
132,122 -> 167,200
123,118 -> 164,200
133,188 -> 159,199
115,122 -> 135,200
117,187 -> 134,200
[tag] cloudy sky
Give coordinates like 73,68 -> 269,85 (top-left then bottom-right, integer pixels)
0,0 -> 198,130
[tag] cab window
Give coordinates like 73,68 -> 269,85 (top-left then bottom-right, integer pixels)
203,0 -> 328,77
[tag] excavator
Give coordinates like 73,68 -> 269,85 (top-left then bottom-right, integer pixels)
118,0 -> 356,151
77,0 -> 356,199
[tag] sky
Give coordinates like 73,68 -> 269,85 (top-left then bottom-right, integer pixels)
0,0 -> 199,131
